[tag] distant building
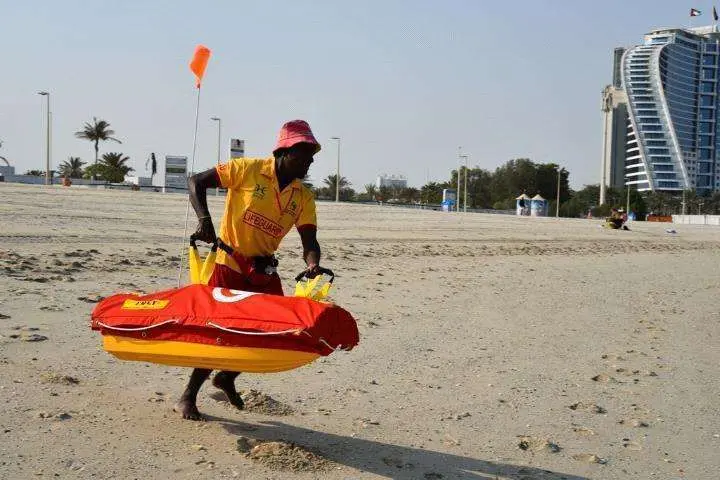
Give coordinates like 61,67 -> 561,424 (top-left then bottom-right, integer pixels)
124,176 -> 153,187
375,174 -> 407,190
600,82 -> 628,203
603,26 -> 720,197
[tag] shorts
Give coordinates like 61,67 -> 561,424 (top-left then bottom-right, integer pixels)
207,263 -> 284,296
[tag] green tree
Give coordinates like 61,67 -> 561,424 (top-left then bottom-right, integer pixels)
626,188 -> 647,218
398,187 -> 419,204
707,191 -> 720,214
343,188 -> 357,202
322,174 -> 351,200
355,183 -> 379,202
24,170 -> 44,176
58,157 -> 86,178
489,158 -> 537,204
493,198 -> 515,210
75,117 -> 122,179
82,164 -> 104,181
465,168 -> 493,208
378,185 -> 392,202
419,182 -> 446,204
643,191 -> 680,215
536,164 -> 571,204
558,184 -> 598,218
98,152 -> 133,182
301,174 -> 313,191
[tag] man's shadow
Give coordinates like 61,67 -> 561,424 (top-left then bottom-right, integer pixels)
215,416 -> 589,480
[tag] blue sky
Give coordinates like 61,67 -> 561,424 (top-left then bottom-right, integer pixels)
0,1 -> 715,190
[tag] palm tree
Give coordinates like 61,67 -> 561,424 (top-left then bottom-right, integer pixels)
399,187 -> 419,204
364,183 -> 378,200
323,174 -> 350,195
58,157 -> 86,178
301,174 -> 314,191
99,152 -> 133,183
75,117 -> 121,180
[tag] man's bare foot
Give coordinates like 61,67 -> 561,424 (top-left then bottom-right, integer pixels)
212,372 -> 244,410
174,398 -> 205,421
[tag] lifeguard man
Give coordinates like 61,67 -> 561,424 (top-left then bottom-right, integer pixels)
176,120 -> 323,420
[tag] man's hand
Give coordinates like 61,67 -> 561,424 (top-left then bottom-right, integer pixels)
298,226 -> 321,278
193,217 -> 217,244
188,169 -> 221,244
303,263 -> 321,279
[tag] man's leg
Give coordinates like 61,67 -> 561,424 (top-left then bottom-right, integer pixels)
175,368 -> 212,420
212,272 -> 285,409
212,371 -> 244,410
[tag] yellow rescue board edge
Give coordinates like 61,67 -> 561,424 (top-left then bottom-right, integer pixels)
102,335 -> 320,373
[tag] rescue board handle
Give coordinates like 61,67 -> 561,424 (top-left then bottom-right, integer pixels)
294,267 -> 335,283
189,235 -> 218,252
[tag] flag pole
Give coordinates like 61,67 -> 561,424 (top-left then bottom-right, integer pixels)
177,85 -> 203,287
176,45 -> 211,287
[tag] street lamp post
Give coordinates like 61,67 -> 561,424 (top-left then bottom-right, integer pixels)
331,137 -> 340,202
626,185 -> 631,214
37,91 -> 50,185
457,147 -> 462,212
211,117 -> 221,196
556,167 -> 562,218
459,154 -> 469,213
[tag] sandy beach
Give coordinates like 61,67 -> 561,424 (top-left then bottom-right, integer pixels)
1,182 -> 719,479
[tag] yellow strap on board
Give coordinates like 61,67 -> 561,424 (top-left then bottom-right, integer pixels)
188,246 -> 202,284
294,275 -> 332,301
200,250 -> 217,285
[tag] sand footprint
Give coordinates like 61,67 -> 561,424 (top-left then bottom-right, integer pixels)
591,373 -> 618,383
572,453 -> 607,464
622,438 -> 642,451
568,402 -> 606,414
572,426 -> 596,436
237,437 -> 333,472
516,436 -> 561,453
212,389 -> 294,416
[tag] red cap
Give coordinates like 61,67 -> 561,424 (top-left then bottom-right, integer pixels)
273,120 -> 321,154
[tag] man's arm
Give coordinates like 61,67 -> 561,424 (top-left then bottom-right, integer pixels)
188,168 -> 221,243
298,226 -> 321,276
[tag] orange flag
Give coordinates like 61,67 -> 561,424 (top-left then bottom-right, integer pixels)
189,45 -> 212,88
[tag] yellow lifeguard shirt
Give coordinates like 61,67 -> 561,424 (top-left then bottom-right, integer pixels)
214,157 -> 317,272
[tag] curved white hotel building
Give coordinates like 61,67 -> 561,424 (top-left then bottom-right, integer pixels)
602,26 -> 720,196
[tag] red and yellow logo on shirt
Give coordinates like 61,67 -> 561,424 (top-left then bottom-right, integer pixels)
243,210 -> 284,238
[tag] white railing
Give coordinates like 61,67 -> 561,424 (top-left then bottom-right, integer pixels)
672,214 -> 720,225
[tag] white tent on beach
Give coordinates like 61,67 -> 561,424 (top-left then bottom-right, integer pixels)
516,194 -> 531,216
530,194 -> 547,217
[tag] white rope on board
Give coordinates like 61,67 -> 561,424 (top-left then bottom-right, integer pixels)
207,322 -> 302,336
95,319 -> 179,332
